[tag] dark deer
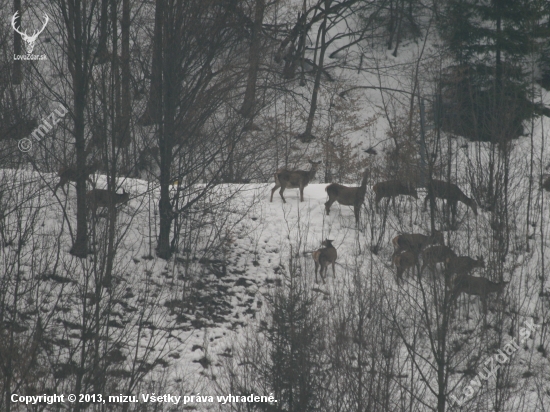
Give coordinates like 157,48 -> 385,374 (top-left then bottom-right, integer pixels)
424,179 -> 477,217
446,255 -> 485,278
270,160 -> 321,203
393,251 -> 417,284
451,274 -> 508,313
392,231 -> 444,256
54,161 -> 100,194
87,189 -> 130,213
324,169 -> 369,224
312,239 -> 337,283
421,245 -> 456,272
373,180 -> 418,210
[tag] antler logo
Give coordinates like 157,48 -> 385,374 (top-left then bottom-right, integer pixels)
11,11 -> 49,54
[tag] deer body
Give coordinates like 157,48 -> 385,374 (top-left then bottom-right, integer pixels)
392,231 -> 444,256
424,179 -> 477,216
421,245 -> 457,272
373,180 -> 418,208
393,251 -> 417,284
312,239 -> 337,283
270,160 -> 321,203
446,255 -> 485,277
451,274 -> 508,313
54,162 -> 99,194
325,169 -> 369,224
87,189 -> 129,213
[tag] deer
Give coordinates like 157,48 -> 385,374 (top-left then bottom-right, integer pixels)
270,160 -> 321,203
420,245 -> 457,273
324,169 -> 369,224
393,251 -> 417,284
54,161 -> 100,194
450,274 -> 508,314
445,255 -> 485,278
87,189 -> 130,213
392,231 -> 444,257
424,179 -> 478,217
373,180 -> 418,210
312,239 -> 337,283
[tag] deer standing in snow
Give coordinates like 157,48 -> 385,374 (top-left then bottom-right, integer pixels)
87,189 -> 130,214
421,245 -> 457,273
270,160 -> 321,203
393,251 -> 417,284
424,179 -> 478,217
450,274 -> 508,314
312,239 -> 337,283
373,180 -> 418,211
54,162 -> 99,194
392,231 -> 444,257
324,169 -> 369,224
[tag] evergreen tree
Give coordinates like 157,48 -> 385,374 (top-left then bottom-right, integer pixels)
437,0 -> 549,142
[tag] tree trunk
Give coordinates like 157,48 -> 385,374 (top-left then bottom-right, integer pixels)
139,0 -> 163,126
118,0 -> 131,146
68,0 -> 89,259
12,0 -> 22,84
239,0 -> 265,118
95,0 -> 109,63
303,0 -> 331,140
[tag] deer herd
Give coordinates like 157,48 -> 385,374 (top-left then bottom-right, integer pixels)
270,160 -> 509,315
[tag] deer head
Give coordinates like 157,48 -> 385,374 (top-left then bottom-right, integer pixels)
12,11 -> 49,54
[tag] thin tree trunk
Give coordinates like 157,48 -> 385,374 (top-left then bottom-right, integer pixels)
303,0 -> 331,140
67,0 -> 89,258
138,0 -> 163,125
12,0 -> 22,84
95,0 -> 109,63
118,0 -> 131,146
240,0 -> 265,118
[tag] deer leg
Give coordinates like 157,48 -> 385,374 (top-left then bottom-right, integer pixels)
270,184 -> 280,202
299,185 -> 304,202
354,201 -> 360,224
325,198 -> 334,215
332,261 -> 336,278
279,187 -> 287,203
314,261 -> 319,283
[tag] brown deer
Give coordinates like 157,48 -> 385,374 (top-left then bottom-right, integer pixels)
87,189 -> 130,213
54,161 -> 99,194
392,231 -> 444,256
312,239 -> 337,283
424,179 -> 478,216
393,251 -> 417,284
421,245 -> 457,272
450,274 -> 508,313
324,169 -> 369,224
270,160 -> 321,203
373,180 -> 418,210
446,255 -> 485,278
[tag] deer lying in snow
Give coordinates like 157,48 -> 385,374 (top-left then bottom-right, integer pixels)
324,169 -> 369,224
392,231 -> 444,256
393,251 -> 417,284
312,239 -> 337,283
450,274 -> 508,313
421,245 -> 457,272
87,189 -> 130,213
373,180 -> 418,210
424,179 -> 478,216
270,160 -> 321,203
54,162 -> 99,194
